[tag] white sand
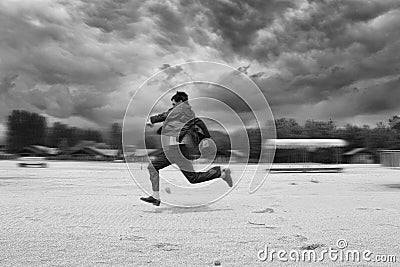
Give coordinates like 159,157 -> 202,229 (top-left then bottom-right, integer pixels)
0,161 -> 399,266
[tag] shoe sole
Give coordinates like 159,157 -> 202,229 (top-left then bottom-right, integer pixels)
140,198 -> 161,206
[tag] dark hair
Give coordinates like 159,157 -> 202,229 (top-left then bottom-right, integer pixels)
171,91 -> 188,102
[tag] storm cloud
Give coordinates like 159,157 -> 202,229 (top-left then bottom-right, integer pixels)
0,0 -> 400,138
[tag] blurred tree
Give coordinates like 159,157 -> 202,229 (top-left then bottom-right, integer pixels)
275,118 -> 304,138
40,119 -> 104,151
247,128 -> 261,162
48,122 -> 68,147
109,123 -> 122,149
82,129 -> 103,143
336,124 -> 365,149
6,110 -> 47,153
144,134 -> 161,149
304,119 -> 336,138
209,130 -> 231,156
67,127 -> 79,147
58,138 -> 69,153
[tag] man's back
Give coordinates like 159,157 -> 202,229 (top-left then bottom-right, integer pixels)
153,102 -> 195,137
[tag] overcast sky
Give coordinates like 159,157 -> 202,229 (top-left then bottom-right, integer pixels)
1,0 -> 400,141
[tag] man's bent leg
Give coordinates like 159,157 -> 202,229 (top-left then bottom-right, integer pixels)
148,149 -> 171,191
148,164 -> 160,192
141,149 -> 171,206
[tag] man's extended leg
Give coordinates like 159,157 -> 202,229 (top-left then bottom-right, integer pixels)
174,145 -> 233,187
180,166 -> 233,187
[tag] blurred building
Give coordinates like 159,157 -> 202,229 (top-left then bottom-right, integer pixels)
265,139 -> 347,172
18,145 -> 59,157
383,118 -> 400,167
266,139 -> 347,163
68,146 -> 120,160
343,148 -> 375,164
0,143 -> 16,159
380,150 -> 400,167
125,148 -> 158,162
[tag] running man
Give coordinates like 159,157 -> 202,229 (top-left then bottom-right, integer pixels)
140,91 -> 233,206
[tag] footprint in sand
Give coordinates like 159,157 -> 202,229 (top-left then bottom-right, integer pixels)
300,243 -> 325,250
153,242 -> 180,251
247,221 -> 278,229
278,234 -> 308,243
252,208 -> 274,214
293,234 -> 308,242
120,235 -> 146,241
276,217 -> 286,223
356,207 -> 384,211
292,225 -> 303,230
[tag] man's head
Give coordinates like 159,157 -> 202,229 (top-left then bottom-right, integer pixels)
171,91 -> 188,106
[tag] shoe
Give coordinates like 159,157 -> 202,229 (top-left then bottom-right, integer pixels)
222,168 -> 233,187
140,196 -> 161,206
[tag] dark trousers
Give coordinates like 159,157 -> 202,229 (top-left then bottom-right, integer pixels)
147,144 -> 221,191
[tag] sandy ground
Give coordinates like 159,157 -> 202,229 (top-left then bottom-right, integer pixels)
1,160 -> 400,266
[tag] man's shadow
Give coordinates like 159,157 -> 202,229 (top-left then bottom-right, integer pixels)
141,205 -> 232,214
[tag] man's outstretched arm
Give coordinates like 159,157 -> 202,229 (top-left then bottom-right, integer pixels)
148,108 -> 172,124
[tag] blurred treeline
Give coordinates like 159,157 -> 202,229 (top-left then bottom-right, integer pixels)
4,110 -> 400,163
275,118 -> 400,149
5,110 -> 122,153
